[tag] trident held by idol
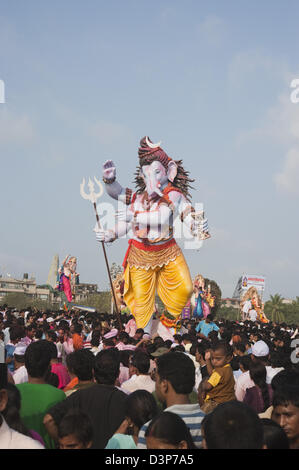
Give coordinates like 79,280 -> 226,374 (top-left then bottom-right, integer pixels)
80,176 -> 123,330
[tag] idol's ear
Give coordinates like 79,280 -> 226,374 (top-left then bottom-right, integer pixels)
167,160 -> 178,182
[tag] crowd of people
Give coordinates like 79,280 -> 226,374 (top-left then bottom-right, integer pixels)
1,304 -> 299,450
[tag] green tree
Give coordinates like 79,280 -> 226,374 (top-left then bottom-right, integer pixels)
84,291 -> 111,313
217,306 -> 239,321
264,294 -> 285,323
1,293 -> 57,311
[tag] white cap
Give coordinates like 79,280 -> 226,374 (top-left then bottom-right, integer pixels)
47,317 -> 54,323
251,340 -> 269,357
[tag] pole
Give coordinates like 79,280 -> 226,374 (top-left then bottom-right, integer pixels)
93,202 -> 123,331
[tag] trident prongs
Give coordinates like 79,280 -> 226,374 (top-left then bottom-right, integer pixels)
80,176 -> 104,204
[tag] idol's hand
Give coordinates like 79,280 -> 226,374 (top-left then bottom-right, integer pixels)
94,227 -> 116,243
115,208 -> 134,223
103,160 -> 116,182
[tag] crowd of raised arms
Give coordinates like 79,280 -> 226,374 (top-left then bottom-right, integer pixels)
1,304 -> 299,450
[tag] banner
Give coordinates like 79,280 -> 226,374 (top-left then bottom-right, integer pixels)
241,275 -> 265,291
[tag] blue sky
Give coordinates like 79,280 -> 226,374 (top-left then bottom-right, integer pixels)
1,0 -> 299,301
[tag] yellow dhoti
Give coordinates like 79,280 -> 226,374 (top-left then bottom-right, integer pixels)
123,239 -> 193,329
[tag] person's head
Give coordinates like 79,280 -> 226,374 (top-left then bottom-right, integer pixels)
130,351 -> 150,376
249,361 -> 270,411
25,325 -> 37,340
271,370 -> 299,392
125,390 -> 158,434
269,350 -> 288,369
153,336 -> 165,349
13,342 -> 27,369
164,339 -> 173,350
205,314 -> 215,324
58,410 -> 93,449
234,342 -> 246,356
90,331 -> 101,348
145,411 -> 196,449
208,330 -> 219,342
46,339 -> 59,363
34,329 -> 43,340
239,355 -> 252,373
173,334 -> 182,345
155,352 -> 195,405
181,334 -> 192,344
230,355 -> 240,372
66,350 -> 95,381
134,328 -> 144,341
202,401 -> 264,449
261,418 -> 289,449
272,386 -> 299,447
8,326 -> 24,344
118,331 -> 130,344
71,323 -> 82,335
46,330 -> 57,343
24,340 -> 52,379
210,340 -> 233,369
251,340 -> 270,364
93,349 -> 120,385
219,327 -> 232,343
191,342 -> 207,363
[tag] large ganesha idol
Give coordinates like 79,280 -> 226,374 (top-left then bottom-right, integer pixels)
241,286 -> 269,323
95,137 -> 210,334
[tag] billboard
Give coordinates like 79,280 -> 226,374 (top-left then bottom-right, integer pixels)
241,275 -> 265,291
233,274 -> 265,299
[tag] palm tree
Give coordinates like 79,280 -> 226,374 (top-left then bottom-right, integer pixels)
265,294 -> 285,323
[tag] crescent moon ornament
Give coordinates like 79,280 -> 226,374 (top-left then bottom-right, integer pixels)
145,136 -> 161,149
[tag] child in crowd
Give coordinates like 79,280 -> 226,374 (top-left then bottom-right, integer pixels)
198,340 -> 235,413
145,412 -> 196,449
58,410 -> 93,449
106,390 -> 158,449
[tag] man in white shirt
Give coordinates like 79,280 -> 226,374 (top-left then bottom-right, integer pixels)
0,416 -> 44,449
121,350 -> 155,394
242,300 -> 252,321
12,342 -> 28,385
248,309 -> 258,322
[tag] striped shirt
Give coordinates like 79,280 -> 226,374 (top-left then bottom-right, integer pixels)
137,404 -> 205,449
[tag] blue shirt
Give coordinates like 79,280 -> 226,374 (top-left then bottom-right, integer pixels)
195,320 -> 219,338
5,343 -> 15,373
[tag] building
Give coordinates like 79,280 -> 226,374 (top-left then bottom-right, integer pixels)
0,274 -> 54,303
74,283 -> 99,303
221,298 -> 240,309
0,273 -> 100,307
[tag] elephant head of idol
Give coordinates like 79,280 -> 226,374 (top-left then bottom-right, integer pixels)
134,136 -> 195,201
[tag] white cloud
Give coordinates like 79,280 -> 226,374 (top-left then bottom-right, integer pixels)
229,55 -> 299,197
274,147 -> 299,195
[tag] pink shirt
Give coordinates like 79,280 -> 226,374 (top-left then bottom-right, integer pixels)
51,363 -> 71,390
125,319 -> 137,338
